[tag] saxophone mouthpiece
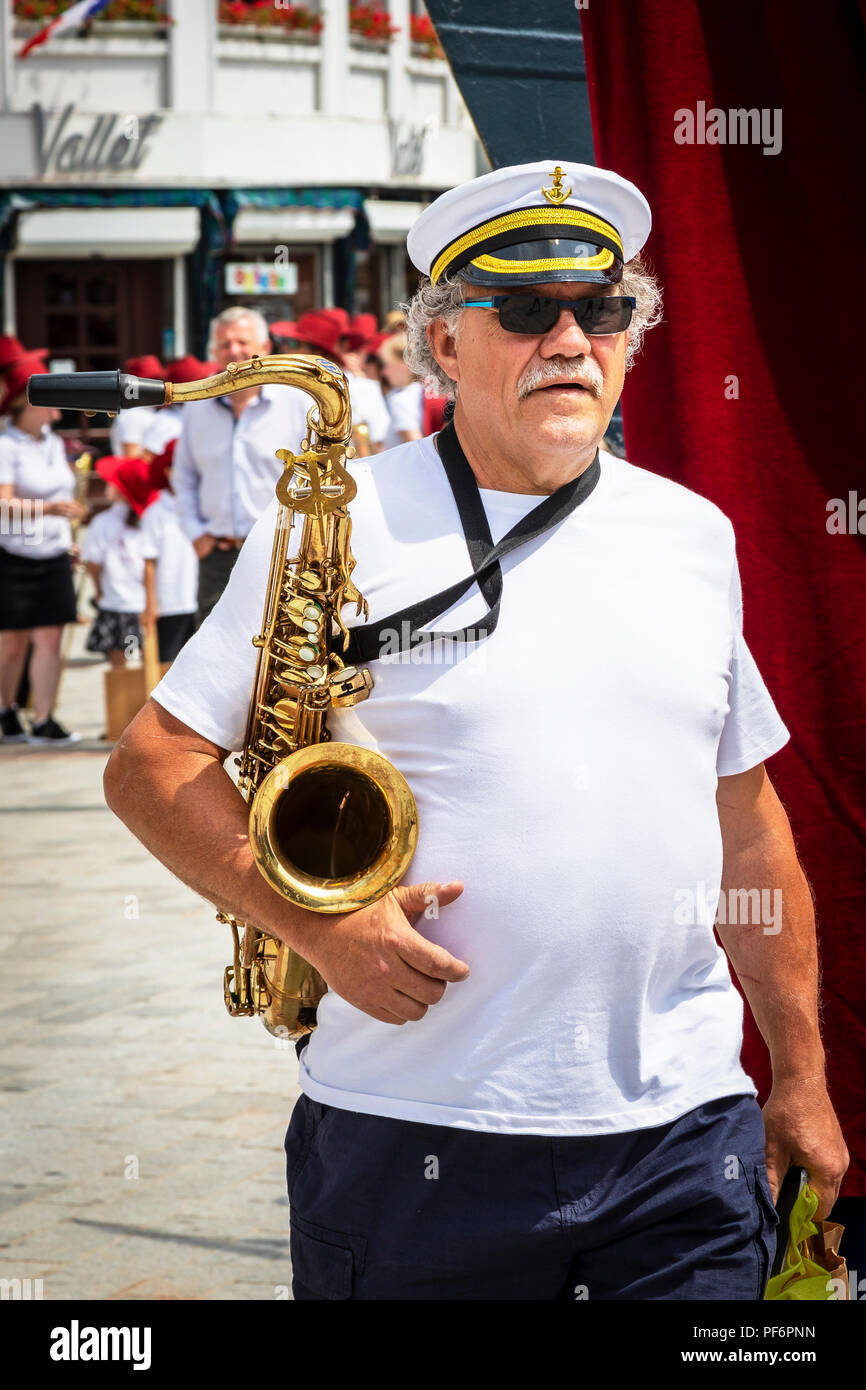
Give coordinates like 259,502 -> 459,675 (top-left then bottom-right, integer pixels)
27,370 -> 166,413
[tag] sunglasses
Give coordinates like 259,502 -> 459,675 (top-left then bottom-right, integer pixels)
465,294 -> 635,336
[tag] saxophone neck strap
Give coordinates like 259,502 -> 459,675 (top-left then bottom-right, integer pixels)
343,419 -> 600,664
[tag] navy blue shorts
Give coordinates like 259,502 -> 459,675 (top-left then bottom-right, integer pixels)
284,1084 -> 778,1301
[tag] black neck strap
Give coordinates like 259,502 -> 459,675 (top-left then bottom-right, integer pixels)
343,421 -> 601,664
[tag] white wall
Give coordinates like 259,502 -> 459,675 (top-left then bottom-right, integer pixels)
0,0 -> 480,190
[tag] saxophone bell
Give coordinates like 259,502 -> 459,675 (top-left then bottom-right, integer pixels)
250,741 -> 419,916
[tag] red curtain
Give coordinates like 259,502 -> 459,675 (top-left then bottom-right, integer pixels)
581,0 -> 866,1194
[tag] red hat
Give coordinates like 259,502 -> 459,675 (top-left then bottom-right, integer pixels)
123,354 -> 164,380
0,351 -> 50,415
0,335 -> 47,372
163,355 -> 210,385
147,439 -> 177,492
269,311 -> 344,366
320,307 -> 350,335
343,313 -> 379,352
364,331 -> 395,359
96,455 -> 160,516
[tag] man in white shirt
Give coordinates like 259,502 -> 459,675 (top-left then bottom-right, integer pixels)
171,308 -> 310,624
103,161 -> 847,1300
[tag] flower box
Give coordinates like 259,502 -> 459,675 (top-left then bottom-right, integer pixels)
14,0 -> 170,22
349,5 -> 399,45
218,1 -> 323,35
217,24 -> 321,45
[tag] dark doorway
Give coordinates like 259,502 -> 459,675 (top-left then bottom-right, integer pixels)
14,258 -> 169,448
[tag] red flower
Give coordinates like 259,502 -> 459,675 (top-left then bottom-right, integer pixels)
349,3 -> 399,41
409,9 -> 443,57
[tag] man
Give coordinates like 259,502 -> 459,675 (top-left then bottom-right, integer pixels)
171,307 -> 310,623
104,161 -> 848,1300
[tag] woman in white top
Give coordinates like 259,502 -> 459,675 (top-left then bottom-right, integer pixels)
379,334 -> 424,451
0,354 -> 84,744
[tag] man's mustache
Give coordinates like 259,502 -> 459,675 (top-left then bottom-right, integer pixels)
517,357 -> 605,401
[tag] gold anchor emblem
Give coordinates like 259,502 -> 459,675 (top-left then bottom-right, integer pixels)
542,165 -> 572,205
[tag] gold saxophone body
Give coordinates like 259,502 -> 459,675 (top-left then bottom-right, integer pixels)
178,355 -> 420,1039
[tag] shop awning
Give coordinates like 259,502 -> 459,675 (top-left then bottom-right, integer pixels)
363,199 -> 428,243
232,207 -> 356,245
13,206 -> 201,258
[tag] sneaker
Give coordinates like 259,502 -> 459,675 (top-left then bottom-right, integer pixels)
0,706 -> 28,743
27,716 -> 81,745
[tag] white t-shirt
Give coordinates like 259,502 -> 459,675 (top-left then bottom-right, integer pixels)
138,491 -> 198,616
0,424 -> 76,559
152,436 -> 790,1136
382,380 -> 423,450
82,503 -> 157,613
109,407 -> 157,457
141,406 -> 183,459
346,373 -> 391,446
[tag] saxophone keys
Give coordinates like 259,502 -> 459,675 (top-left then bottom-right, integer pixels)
328,665 -> 373,707
284,634 -> 322,665
270,698 -> 297,727
285,596 -> 323,630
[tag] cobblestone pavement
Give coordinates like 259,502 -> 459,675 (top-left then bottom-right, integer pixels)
0,618 -> 302,1301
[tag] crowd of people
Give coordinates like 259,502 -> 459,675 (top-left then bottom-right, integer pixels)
0,307 -> 448,745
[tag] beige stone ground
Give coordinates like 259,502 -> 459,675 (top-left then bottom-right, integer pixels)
0,617 -> 301,1301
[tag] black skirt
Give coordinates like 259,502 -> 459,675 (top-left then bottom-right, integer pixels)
86,608 -> 142,656
0,546 -> 77,630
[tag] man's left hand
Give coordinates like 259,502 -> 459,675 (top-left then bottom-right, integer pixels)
762,1076 -> 848,1219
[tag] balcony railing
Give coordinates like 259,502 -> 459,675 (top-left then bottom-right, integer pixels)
10,0 -> 459,126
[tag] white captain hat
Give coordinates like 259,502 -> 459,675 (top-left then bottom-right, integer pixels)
407,159 -> 652,288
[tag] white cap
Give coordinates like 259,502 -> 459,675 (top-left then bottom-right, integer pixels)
408,159 -> 652,288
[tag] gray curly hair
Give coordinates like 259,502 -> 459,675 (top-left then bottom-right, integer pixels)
403,255 -> 663,401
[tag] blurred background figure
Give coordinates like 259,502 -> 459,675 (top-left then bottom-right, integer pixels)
337,313 -> 391,455
379,334 -> 424,449
271,309 -> 390,457
171,307 -> 309,625
0,352 -> 83,744
83,457 -> 158,670
137,356 -> 214,466
362,331 -> 393,388
140,448 -> 198,665
339,313 -> 378,379
109,355 -> 164,458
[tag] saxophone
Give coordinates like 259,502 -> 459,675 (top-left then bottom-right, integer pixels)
28,353 -> 419,1039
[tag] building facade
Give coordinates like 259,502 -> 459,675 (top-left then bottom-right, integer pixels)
0,0 -> 483,398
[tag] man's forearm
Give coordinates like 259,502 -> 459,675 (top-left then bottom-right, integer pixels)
716,782 -> 824,1081
104,698 -> 321,955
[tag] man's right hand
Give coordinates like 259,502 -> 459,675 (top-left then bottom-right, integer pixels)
193,532 -> 217,559
290,880 -> 469,1025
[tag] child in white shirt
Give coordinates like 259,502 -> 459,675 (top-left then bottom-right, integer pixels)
82,457 -> 158,668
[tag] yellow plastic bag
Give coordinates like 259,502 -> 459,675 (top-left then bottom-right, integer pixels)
764,1183 -> 848,1300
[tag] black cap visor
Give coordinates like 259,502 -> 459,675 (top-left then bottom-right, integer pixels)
460,236 -> 623,287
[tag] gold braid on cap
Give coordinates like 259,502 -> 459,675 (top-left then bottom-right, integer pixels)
431,206 -> 624,285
